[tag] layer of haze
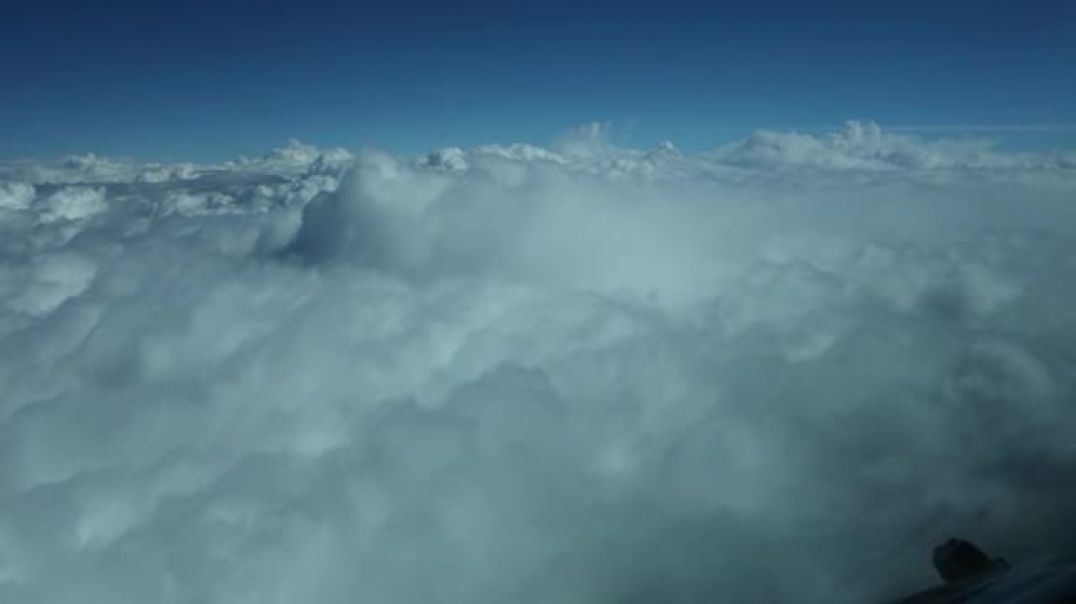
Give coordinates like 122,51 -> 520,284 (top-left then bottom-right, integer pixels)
1,123 -> 1076,602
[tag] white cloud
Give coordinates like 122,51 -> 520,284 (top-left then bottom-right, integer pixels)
37,187 -> 108,223
714,120 -> 1040,172
0,182 -> 34,211
0,128 -> 1075,603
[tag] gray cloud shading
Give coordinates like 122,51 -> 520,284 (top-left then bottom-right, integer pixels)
1,123 -> 1076,603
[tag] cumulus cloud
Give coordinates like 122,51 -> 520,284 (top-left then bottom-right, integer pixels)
1,127 -> 1075,603
714,120 -> 1063,173
37,187 -> 108,223
0,182 -> 35,211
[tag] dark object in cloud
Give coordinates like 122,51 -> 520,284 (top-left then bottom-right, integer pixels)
894,538 -> 1076,603
933,538 -> 1009,584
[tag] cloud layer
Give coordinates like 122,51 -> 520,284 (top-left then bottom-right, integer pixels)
2,123 -> 1076,603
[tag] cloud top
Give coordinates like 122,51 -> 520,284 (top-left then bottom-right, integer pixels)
1,124 -> 1076,603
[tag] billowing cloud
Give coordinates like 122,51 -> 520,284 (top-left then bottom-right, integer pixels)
1,125 -> 1075,603
0,182 -> 35,211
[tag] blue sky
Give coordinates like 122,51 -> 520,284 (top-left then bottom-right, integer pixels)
2,0 -> 1074,161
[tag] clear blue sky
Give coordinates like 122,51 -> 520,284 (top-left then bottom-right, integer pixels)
2,0 -> 1074,161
